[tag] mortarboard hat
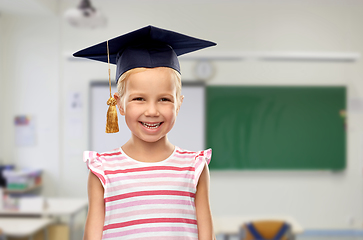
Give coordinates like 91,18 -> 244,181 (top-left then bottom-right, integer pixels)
73,25 -> 216,133
73,25 -> 216,83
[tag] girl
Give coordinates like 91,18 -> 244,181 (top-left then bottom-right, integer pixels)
74,25 -> 216,240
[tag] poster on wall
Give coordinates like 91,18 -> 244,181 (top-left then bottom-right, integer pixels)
14,115 -> 36,147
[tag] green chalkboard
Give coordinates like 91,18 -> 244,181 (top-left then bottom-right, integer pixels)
206,86 -> 346,170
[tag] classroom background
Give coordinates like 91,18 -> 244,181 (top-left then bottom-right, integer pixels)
1,0 -> 363,239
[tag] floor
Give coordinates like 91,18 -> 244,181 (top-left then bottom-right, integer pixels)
217,237 -> 363,240
216,234 -> 363,240
297,230 -> 363,240
297,237 -> 363,240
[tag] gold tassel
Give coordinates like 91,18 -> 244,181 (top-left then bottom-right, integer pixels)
105,40 -> 119,133
106,97 -> 119,133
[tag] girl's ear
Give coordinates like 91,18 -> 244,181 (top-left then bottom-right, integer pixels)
114,92 -> 125,116
176,95 -> 184,115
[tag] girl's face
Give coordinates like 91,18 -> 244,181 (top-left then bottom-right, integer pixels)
117,67 -> 181,144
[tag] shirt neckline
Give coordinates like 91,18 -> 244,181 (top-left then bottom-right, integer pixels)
119,146 -> 178,165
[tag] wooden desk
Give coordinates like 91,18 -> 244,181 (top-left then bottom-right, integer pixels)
213,215 -> 303,240
45,198 -> 88,240
0,218 -> 54,240
0,198 -> 88,240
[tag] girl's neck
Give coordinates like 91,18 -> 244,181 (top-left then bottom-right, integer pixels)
122,135 -> 175,162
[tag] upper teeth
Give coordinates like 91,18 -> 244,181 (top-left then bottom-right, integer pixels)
142,122 -> 161,129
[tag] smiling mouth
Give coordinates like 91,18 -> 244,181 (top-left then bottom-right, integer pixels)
141,122 -> 162,129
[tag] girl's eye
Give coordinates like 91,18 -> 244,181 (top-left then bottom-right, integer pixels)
133,97 -> 144,101
160,98 -> 171,102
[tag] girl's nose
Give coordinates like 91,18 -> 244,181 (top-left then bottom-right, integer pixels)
144,102 -> 160,117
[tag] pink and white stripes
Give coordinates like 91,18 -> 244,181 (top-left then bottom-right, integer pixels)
83,146 -> 211,240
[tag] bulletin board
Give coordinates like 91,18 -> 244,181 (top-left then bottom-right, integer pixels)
206,86 -> 346,170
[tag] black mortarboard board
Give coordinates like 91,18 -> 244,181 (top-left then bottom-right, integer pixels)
73,25 -> 216,83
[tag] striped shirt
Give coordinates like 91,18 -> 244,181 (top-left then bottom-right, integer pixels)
83,146 -> 212,240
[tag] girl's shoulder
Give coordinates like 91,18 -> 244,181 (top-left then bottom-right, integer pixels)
83,147 -> 126,165
174,147 -> 212,187
174,146 -> 212,164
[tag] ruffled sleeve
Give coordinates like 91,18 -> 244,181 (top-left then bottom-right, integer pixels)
194,148 -> 212,188
83,151 -> 106,188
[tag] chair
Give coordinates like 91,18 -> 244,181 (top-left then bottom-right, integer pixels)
239,220 -> 294,240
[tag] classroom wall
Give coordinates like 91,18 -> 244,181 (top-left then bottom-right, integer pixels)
2,0 -> 363,230
0,12 -> 62,196
0,14 -> 4,165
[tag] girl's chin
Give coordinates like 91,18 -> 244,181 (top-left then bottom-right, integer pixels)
133,135 -> 167,144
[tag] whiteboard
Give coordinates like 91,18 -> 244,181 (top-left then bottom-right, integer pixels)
90,82 -> 205,153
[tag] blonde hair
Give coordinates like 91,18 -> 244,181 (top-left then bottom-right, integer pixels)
117,67 -> 182,106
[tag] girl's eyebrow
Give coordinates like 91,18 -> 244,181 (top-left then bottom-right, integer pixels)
158,93 -> 175,97
128,92 -> 144,96
127,92 -> 147,97
127,93 -> 143,100
128,92 -> 175,97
